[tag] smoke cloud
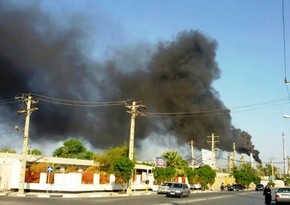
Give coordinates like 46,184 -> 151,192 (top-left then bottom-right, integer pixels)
0,1 -> 261,163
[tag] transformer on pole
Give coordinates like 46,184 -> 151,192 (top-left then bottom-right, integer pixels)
15,94 -> 38,194
125,100 -> 146,193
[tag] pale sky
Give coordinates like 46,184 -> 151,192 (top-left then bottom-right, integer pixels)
1,0 -> 290,170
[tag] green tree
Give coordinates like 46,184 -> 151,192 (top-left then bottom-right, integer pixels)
261,163 -> 278,178
161,151 -> 189,176
0,148 -> 16,153
53,139 -> 93,159
232,163 -> 261,188
186,167 -> 198,184
113,156 -> 134,189
153,167 -> 176,184
93,145 -> 128,173
196,165 -> 216,190
31,149 -> 42,155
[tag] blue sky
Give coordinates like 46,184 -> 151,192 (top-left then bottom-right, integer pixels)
6,0 -> 290,168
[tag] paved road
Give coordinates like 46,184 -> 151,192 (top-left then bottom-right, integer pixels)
0,190 -> 275,205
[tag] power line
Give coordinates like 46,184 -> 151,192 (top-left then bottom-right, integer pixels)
15,93 -> 129,107
281,0 -> 290,101
143,98 -> 289,118
0,98 -> 21,108
282,0 -> 288,80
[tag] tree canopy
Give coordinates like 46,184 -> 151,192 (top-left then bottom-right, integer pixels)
196,165 -> 216,190
0,148 -> 16,153
161,151 -> 188,176
53,139 -> 93,159
113,156 -> 134,184
232,163 -> 261,188
93,145 -> 128,173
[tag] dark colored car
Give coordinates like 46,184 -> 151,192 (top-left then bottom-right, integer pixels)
166,182 -> 190,198
255,184 -> 264,191
228,184 -> 244,191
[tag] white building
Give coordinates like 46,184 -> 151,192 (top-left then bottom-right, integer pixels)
0,152 -> 153,192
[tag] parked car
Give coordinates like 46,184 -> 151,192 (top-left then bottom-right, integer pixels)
191,183 -> 202,190
255,184 -> 264,191
166,182 -> 190,198
275,187 -> 290,205
157,182 -> 173,194
228,184 -> 244,191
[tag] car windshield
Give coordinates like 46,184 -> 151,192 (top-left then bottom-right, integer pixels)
171,183 -> 183,188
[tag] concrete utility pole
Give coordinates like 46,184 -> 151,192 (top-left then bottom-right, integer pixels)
233,143 -> 236,168
207,133 -> 219,169
126,101 -> 146,161
15,94 -> 38,194
189,140 -> 195,169
282,132 -> 287,176
125,100 -> 146,193
269,157 -> 276,181
288,157 -> 290,175
250,145 -> 254,168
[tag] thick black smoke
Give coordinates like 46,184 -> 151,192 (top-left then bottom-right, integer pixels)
0,1 -> 261,163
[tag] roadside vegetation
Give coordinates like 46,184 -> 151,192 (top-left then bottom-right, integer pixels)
2,138 -> 289,189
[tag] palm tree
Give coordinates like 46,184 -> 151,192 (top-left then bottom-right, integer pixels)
161,151 -> 188,176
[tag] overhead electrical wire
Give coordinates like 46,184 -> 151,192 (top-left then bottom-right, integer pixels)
282,0 -> 290,101
2,93 -> 287,115
141,98 -> 290,137
0,98 -> 22,108
26,93 -> 129,107
143,98 -> 289,118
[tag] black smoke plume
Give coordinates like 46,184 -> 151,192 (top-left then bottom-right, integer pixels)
0,1 -> 261,163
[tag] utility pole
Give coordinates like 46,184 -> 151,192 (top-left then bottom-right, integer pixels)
288,156 -> 290,175
207,133 -> 219,169
233,143 -> 236,168
188,140 -> 195,169
125,100 -> 146,193
269,157 -> 276,181
15,94 -> 38,194
282,132 -> 287,176
250,145 -> 254,168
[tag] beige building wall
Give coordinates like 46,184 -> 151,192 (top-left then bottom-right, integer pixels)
211,172 -> 236,191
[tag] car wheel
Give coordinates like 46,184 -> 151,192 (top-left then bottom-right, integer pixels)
186,192 -> 190,197
166,194 -> 170,197
179,193 -> 183,198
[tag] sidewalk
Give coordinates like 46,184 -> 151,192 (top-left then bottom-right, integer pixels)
0,190 -> 155,198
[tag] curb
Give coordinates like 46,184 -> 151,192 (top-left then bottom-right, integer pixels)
3,191 -> 156,198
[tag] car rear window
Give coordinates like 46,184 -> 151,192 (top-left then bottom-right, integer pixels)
278,188 -> 290,193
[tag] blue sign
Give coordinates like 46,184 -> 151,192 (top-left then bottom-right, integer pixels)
47,166 -> 53,173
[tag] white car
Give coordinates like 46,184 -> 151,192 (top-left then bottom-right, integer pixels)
157,182 -> 173,194
275,187 -> 290,205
